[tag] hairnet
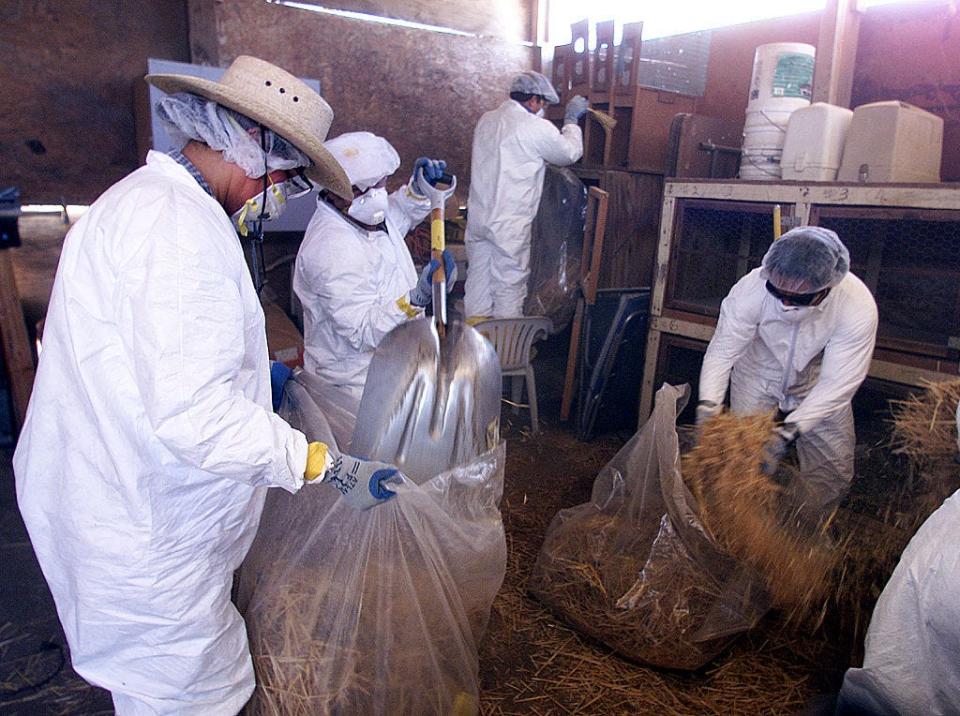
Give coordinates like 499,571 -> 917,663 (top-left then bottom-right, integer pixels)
761,226 -> 850,293
510,71 -> 560,104
156,92 -> 310,179
323,132 -> 400,191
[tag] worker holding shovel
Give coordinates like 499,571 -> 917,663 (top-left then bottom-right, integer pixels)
294,131 -> 456,439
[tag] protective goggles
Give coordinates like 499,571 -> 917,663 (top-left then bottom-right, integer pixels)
765,280 -> 829,307
283,169 -> 314,200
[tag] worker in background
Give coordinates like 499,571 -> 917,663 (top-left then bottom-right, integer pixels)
696,227 -> 878,517
13,56 -> 403,715
294,131 -> 455,439
835,403 -> 960,715
463,70 -> 587,320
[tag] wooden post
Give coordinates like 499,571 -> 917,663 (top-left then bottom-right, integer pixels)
0,250 -> 36,430
560,186 -> 609,422
812,0 -> 861,107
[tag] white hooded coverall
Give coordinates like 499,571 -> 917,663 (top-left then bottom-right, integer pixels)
13,151 -> 308,715
464,99 -> 583,318
838,485 -> 960,715
698,267 -> 878,511
294,186 -> 430,418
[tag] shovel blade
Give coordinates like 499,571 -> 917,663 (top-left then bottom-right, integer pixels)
352,319 -> 502,483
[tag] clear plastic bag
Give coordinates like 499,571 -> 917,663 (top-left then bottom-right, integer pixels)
524,165 -> 586,332
238,376 -> 507,714
528,383 -> 769,671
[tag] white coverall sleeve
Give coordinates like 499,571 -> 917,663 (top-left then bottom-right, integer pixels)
300,234 -> 421,353
532,122 -> 584,166
120,199 -> 307,493
387,182 -> 432,237
786,299 -> 878,435
699,275 -> 763,406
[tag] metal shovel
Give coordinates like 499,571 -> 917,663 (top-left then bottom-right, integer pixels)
351,171 -> 502,483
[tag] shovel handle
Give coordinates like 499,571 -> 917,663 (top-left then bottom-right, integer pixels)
431,206 -> 445,281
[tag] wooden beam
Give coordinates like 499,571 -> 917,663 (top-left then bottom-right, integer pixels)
0,251 -> 36,430
812,0 -> 861,107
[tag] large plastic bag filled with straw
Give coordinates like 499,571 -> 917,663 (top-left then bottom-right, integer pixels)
528,383 -> 771,671
237,374 -> 507,715
524,166 -> 586,332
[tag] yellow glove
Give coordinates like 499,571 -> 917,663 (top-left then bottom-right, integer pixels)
304,441 -> 330,482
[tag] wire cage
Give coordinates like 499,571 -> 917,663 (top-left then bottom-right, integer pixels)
812,207 -> 960,356
666,199 -> 784,316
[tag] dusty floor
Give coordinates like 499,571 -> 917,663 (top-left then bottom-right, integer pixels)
0,330 -> 923,715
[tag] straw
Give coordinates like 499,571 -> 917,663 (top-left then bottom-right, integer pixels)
587,108 -> 617,131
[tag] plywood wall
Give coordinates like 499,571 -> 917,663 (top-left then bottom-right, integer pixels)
188,0 -> 537,205
853,2 -> 960,180
1,1 -> 190,204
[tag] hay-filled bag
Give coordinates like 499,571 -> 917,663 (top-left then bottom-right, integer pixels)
529,383 -> 771,670
238,374 -> 507,715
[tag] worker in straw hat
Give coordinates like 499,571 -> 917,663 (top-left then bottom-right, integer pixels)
836,402 -> 960,714
463,71 -> 588,320
293,130 -> 455,442
14,56 -> 403,715
696,226 -> 878,518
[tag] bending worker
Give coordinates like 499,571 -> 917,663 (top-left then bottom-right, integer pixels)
14,56 -> 401,715
696,227 -> 878,515
294,131 -> 454,438
464,70 -> 587,320
836,402 -> 960,714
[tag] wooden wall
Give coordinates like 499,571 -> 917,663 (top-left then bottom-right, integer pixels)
852,2 -> 960,180
187,0 -> 538,205
1,0 -> 190,204
695,12 -> 821,122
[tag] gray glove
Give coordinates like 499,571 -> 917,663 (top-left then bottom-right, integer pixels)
409,250 -> 457,308
564,95 -> 589,124
321,450 -> 402,510
760,424 -> 799,477
695,400 -> 723,427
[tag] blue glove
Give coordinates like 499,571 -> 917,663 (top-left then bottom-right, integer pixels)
409,250 -> 458,308
269,360 -> 293,412
564,94 -> 589,124
321,449 -> 402,510
412,157 -> 447,195
760,424 -> 799,477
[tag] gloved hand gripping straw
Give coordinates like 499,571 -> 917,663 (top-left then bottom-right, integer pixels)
415,168 -> 457,336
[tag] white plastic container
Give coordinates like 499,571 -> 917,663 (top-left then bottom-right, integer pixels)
838,101 -> 943,183
780,103 -> 854,181
740,43 -> 815,180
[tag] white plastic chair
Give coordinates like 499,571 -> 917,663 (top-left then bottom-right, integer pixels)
475,317 -> 552,433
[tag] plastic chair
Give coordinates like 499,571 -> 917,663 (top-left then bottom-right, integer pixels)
475,317 -> 552,433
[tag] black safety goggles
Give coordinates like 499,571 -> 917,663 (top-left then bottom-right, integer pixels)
765,280 -> 829,307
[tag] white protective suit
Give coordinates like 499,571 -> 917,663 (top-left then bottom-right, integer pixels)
839,485 -> 960,714
464,99 -> 583,318
294,185 -> 430,419
698,267 -> 878,511
13,151 -> 308,715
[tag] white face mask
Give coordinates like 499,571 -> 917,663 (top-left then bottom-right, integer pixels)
231,179 -> 287,237
535,108 -> 545,118
347,186 -> 388,226
776,302 -> 814,323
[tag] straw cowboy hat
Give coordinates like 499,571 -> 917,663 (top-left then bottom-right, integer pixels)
146,55 -> 352,200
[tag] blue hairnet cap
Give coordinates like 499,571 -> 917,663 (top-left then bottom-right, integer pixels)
761,226 -> 850,293
510,71 -> 560,104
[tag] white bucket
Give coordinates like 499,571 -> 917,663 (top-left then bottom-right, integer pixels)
747,43 -> 815,111
741,43 -> 815,180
